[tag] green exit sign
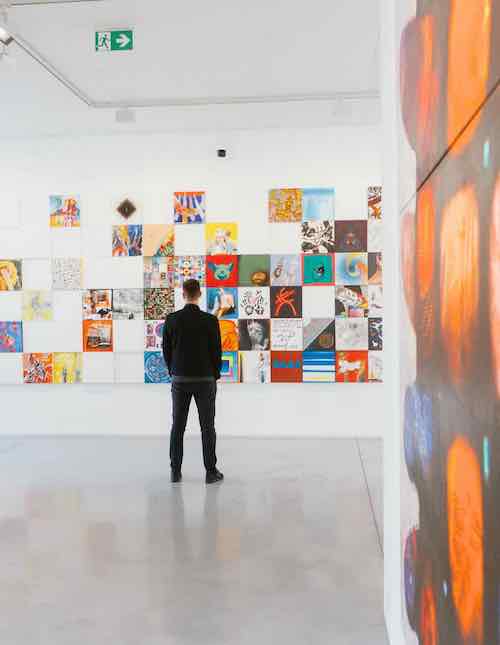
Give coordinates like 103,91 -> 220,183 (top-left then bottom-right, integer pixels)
95,30 -> 134,52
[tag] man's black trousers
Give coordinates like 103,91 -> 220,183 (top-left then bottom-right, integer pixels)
170,381 -> 217,473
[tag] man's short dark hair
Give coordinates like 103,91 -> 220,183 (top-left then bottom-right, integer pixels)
183,279 -> 201,300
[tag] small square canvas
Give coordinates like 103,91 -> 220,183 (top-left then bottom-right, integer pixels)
269,189 -> 302,223
238,255 -> 270,286
174,191 -> 206,224
220,351 -> 239,383
303,255 -> 334,285
206,255 -> 239,287
335,253 -> 368,285
83,289 -> 112,320
270,286 -> 302,319
22,291 -> 53,321
49,195 -> 80,228
112,225 -> 143,257
303,351 -> 335,383
113,196 -> 142,224
53,352 -> 82,384
238,287 -> 270,319
174,255 -> 206,287
335,286 -> 369,318
335,220 -> 368,253
144,256 -> 174,288
52,258 -> 82,290
142,225 -> 175,257
238,319 -> 270,351
144,288 -> 175,320
270,255 -> 302,286
83,320 -> 113,352
207,287 -> 238,319
368,186 -> 382,220
336,350 -> 368,382
144,320 -> 165,350
206,223 -> 238,255
271,351 -> 303,382
335,318 -> 369,350
239,351 -> 271,383
301,221 -> 335,254
0,260 -> 22,291
144,351 -> 170,383
0,322 -> 23,353
303,318 -> 335,351
302,188 -> 335,221
271,319 -> 303,351
112,289 -> 144,320
23,353 -> 53,384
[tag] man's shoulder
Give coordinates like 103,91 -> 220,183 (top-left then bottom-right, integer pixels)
199,310 -> 218,325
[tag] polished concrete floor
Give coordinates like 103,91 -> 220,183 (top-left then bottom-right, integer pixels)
0,437 -> 386,645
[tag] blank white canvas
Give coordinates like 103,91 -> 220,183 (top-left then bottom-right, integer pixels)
52,291 -> 83,321
0,292 -> 23,320
302,286 -> 335,318
23,321 -> 83,353
83,353 -> 115,383
114,353 -> 144,383
174,225 -> 205,256
22,259 -> 52,290
0,355 -> 23,384
113,319 -> 144,353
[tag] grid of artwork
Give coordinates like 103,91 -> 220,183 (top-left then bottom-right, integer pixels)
0,187 -> 383,384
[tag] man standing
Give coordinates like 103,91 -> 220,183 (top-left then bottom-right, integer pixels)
162,279 -> 224,484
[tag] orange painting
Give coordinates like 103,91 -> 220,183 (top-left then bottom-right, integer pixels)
491,174 -> 500,399
447,0 -> 492,154
416,183 -> 435,300
23,353 -> 53,384
83,320 -> 113,352
219,320 -> 238,352
440,184 -> 479,388
401,210 -> 416,329
447,437 -> 484,643
419,580 -> 438,645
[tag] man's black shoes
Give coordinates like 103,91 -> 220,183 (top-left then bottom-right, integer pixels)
206,469 -> 224,485
171,470 -> 182,483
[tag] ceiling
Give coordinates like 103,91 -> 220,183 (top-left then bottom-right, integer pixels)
0,0 -> 380,137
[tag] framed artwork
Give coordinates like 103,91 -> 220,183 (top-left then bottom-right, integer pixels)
269,188 -> 302,223
49,195 -> 80,228
174,191 -> 206,224
0,260 -> 22,291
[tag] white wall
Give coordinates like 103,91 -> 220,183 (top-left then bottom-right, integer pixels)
0,125 -> 385,437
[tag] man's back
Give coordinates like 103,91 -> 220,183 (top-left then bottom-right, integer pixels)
163,304 -> 222,380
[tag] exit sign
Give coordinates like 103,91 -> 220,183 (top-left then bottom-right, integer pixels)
95,30 -> 134,52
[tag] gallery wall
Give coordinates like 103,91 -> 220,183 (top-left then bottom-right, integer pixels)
0,124 -> 385,436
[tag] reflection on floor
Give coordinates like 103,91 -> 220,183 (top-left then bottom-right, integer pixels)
0,437 -> 386,645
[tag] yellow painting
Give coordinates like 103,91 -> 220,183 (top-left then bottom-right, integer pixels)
142,224 -> 175,257
0,259 -> 22,290
22,290 -> 53,321
53,352 -> 83,384
205,222 -> 238,255
269,188 -> 302,223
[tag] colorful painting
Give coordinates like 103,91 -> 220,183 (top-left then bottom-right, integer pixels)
239,351 -> 271,383
174,191 -> 206,224
219,320 -> 239,351
368,252 -> 383,284
269,188 -> 302,223
52,258 -> 81,290
144,256 -> 174,288
207,287 -> 238,319
301,221 -> 335,254
142,225 -> 175,257
220,351 -> 239,383
303,351 -> 335,383
206,255 -> 238,287
22,291 -> 53,321
112,225 -> 143,257
271,319 -> 303,351
270,286 -> 302,319
144,288 -> 174,320
270,255 -> 302,286
144,351 -> 170,383
112,289 -> 144,320
238,319 -> 270,351
271,351 -> 302,382
335,286 -> 369,318
335,319 -> 368,350
368,186 -> 382,220
238,287 -> 270,319
335,253 -> 368,285
335,220 -> 368,252
303,254 -> 334,285
23,353 -> 53,384
83,320 -> 113,352
0,260 -> 22,291
0,322 -> 23,353
144,320 -> 164,350
83,290 -> 112,320
238,255 -> 270,286
53,352 -> 82,384
173,255 -> 206,287
336,350 -> 367,382
205,223 -> 238,255
49,195 -> 80,228
302,188 -> 335,221
303,318 -> 335,351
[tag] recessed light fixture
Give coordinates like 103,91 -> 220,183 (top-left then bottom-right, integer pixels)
0,26 -> 13,46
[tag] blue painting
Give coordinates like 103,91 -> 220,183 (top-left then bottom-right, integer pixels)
0,321 -> 23,353
144,351 -> 170,384
302,188 -> 335,221
207,287 -> 238,320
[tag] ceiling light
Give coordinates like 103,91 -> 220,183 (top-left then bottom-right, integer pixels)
0,26 -> 12,45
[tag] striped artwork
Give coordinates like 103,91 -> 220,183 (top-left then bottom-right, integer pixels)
302,351 -> 335,383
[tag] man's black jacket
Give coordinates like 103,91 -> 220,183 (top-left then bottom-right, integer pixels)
162,304 -> 222,380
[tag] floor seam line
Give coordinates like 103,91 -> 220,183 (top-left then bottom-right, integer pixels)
355,438 -> 383,557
